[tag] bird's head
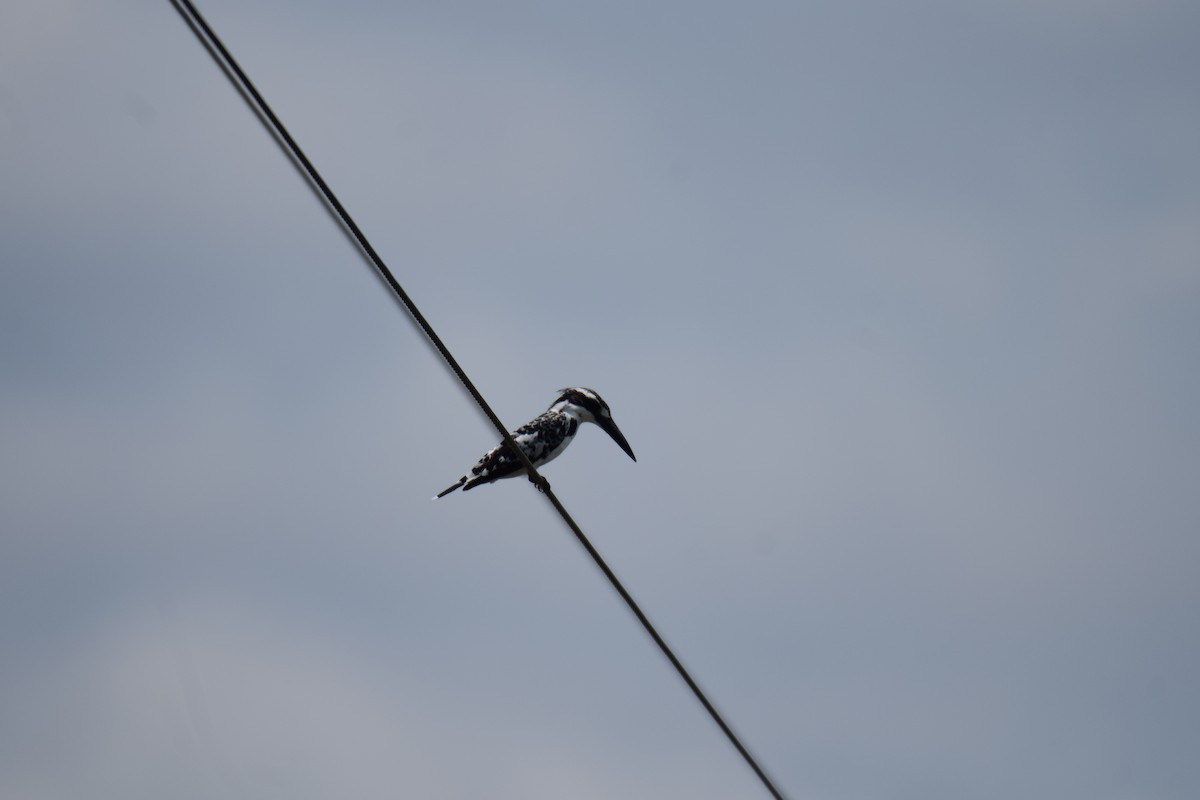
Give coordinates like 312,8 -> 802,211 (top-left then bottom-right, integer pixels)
551,387 -> 636,462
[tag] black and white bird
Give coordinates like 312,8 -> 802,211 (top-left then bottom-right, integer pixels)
435,387 -> 636,498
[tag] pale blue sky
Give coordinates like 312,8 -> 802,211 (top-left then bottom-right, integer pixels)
2,1 -> 1199,798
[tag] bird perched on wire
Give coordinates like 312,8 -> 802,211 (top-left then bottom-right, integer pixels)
435,387 -> 636,498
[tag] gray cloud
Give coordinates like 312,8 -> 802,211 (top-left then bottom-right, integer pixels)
2,1 -> 1199,798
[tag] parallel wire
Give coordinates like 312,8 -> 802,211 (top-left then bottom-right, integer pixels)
168,2 -> 786,797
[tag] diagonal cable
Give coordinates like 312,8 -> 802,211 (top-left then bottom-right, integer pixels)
167,2 -> 787,797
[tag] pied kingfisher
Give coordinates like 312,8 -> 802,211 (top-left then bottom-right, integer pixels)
435,387 -> 636,498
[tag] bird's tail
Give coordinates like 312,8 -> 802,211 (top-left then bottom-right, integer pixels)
434,476 -> 467,499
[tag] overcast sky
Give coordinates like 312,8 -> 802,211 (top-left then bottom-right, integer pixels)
2,1 -> 1199,798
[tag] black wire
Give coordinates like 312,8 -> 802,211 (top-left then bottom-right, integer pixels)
167,2 -> 787,798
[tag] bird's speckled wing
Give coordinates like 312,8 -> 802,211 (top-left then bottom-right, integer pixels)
461,411 -> 576,490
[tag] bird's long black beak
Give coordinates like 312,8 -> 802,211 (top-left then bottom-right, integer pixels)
599,416 -> 637,462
